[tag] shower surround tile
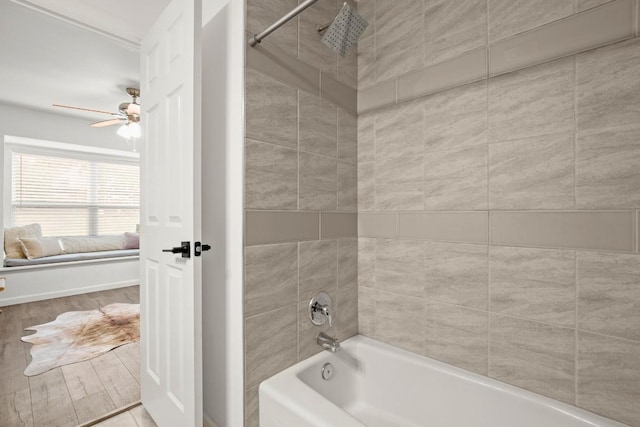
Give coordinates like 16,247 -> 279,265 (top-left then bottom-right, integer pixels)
425,242 -> 488,310
423,0 -> 487,66
375,101 -> 425,210
489,0 -> 634,76
246,0 -> 298,56
396,48 -> 487,103
490,211 -> 635,252
358,161 -> 375,211
577,38 -> 640,131
298,0 -> 337,79
245,211 -> 320,245
489,246 -> 576,327
299,92 -> 337,158
245,305 -> 298,389
357,34 -> 375,90
489,314 -> 576,403
338,238 -> 358,290
337,109 -> 357,164
375,101 -> 424,158
245,69 -> 298,149
374,0 -> 424,83
576,127 -> 640,209
358,213 -> 397,239
358,285 -> 376,336
375,239 -> 426,298
375,157 -> 424,211
244,243 -> 298,318
320,213 -> 357,239
489,133 -> 575,209
425,302 -> 488,375
423,81 -> 487,153
575,0 -> 614,12
424,146 -> 488,210
358,238 -> 376,289
299,240 -> 338,303
337,48 -> 358,89
577,332 -> 640,426
488,0 -> 575,42
357,112 -> 375,163
488,58 -> 574,143
298,152 -> 337,211
246,42 -> 320,96
321,74 -> 357,113
337,284 -> 359,340
398,212 -> 489,244
244,139 -> 298,210
245,386 -> 259,427
577,251 -> 640,341
373,289 -> 426,355
338,161 -> 357,211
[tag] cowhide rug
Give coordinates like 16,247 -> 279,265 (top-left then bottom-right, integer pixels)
21,303 -> 139,376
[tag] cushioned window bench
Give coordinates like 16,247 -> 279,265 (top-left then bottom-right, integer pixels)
0,250 -> 140,306
0,227 -> 141,307
4,249 -> 139,267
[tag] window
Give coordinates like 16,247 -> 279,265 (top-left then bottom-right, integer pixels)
5,138 -> 139,237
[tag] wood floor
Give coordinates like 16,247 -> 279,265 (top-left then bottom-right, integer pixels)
0,286 -> 144,427
91,405 -> 156,427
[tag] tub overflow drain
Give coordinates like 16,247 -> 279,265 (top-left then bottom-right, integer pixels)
321,363 -> 334,381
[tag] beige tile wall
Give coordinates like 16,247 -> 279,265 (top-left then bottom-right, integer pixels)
247,0 -> 357,89
358,3 -> 640,425
244,2 -> 358,426
359,0 -> 635,112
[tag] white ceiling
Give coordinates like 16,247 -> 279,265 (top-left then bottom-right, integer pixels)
0,0 -> 169,121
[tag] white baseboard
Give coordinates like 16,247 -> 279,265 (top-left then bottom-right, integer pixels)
204,414 -> 220,427
0,279 -> 138,306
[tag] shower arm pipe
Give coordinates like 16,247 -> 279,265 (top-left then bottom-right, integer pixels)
248,0 -> 320,47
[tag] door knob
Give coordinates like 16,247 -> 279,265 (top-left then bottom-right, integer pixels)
162,241 -> 190,258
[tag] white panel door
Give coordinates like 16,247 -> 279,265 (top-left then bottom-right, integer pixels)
139,0 -> 202,425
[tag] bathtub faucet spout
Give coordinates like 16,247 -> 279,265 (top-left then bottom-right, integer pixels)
317,332 -> 340,352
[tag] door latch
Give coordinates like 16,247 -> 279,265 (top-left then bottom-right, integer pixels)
162,241 -> 191,258
194,242 -> 211,257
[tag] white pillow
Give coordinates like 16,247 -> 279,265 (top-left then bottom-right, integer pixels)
19,237 -> 63,259
4,223 -> 42,259
60,235 -> 125,254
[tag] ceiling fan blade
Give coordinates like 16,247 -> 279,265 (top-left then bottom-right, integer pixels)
91,118 -> 124,128
53,104 -> 118,116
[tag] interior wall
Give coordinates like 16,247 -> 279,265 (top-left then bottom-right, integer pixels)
0,102 -> 129,150
243,1 -> 359,426
357,1 -> 640,426
201,0 -> 245,426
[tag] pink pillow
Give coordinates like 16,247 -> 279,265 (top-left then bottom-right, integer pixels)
123,232 -> 139,249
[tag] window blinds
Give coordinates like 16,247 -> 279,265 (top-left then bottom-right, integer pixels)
11,150 -> 139,236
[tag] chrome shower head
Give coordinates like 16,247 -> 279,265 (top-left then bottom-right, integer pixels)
319,1 -> 368,57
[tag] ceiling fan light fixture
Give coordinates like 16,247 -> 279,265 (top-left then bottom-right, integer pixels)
117,123 -> 133,139
129,122 -> 141,138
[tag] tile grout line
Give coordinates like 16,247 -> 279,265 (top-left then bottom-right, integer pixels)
297,90 -> 301,213
296,242 -> 301,362
574,251 -> 579,405
573,55 -> 578,211
573,53 -> 579,406
485,0 -> 492,375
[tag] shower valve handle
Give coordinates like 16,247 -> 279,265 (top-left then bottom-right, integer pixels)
309,292 -> 333,327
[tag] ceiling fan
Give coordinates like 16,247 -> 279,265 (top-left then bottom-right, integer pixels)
53,87 -> 141,128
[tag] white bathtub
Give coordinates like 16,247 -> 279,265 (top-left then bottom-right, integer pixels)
260,335 -> 624,427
